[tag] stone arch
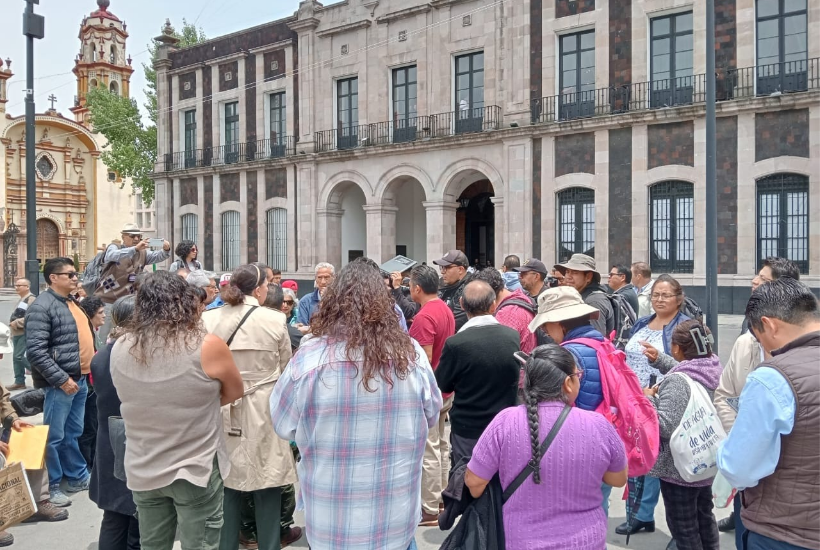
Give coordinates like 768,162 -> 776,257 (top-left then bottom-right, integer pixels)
751,156 -> 812,180
646,165 -> 698,187
318,170 -> 373,210
554,173 -> 596,192
374,164 -> 433,205
437,157 -> 504,201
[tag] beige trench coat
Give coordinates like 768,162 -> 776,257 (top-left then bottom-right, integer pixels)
202,296 -> 297,491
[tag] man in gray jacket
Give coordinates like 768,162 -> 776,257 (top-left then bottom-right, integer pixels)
27,257 -> 96,507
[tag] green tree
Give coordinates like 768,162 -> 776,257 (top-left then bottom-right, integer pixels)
86,20 -> 205,205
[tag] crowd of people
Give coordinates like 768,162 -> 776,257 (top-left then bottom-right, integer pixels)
0,221 -> 816,550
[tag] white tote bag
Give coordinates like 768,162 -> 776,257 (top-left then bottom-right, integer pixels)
670,373 -> 727,483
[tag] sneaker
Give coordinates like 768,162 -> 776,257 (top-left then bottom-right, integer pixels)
0,531 -> 12,547
23,500 -> 69,522
65,476 -> 90,493
48,487 -> 72,507
6,383 -> 26,391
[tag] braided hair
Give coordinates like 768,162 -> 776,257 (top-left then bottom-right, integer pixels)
521,344 -> 578,484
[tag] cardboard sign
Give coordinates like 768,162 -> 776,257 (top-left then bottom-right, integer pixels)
380,255 -> 418,274
0,462 -> 37,530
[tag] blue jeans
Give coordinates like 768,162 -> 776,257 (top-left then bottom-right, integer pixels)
744,530 -> 812,550
43,377 -> 89,487
408,540 -> 418,550
601,483 -> 613,516
734,493 -> 747,549
626,475 -> 661,522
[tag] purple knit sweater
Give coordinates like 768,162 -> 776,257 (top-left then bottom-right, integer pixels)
468,402 -> 627,550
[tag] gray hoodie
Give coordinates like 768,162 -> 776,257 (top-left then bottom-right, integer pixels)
647,354 -> 724,487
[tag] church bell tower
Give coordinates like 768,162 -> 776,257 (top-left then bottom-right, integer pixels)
70,0 -> 134,126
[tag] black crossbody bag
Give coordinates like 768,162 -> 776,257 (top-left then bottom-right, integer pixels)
502,403 -> 572,503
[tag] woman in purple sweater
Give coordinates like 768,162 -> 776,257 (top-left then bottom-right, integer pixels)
464,345 -> 628,549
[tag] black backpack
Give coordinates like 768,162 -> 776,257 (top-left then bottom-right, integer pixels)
681,296 -> 704,324
496,298 -> 554,346
598,292 -> 638,350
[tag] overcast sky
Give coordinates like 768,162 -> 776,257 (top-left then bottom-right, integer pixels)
1,0 -> 296,121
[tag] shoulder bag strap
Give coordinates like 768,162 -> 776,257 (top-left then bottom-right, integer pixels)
502,403 -> 572,503
225,306 -> 258,347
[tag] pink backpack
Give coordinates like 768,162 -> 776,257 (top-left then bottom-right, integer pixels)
563,337 -> 660,477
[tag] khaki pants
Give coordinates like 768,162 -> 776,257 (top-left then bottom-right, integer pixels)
27,469 -> 49,502
421,395 -> 453,515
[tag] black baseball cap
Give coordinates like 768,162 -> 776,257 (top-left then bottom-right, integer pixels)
433,250 -> 469,268
513,259 -> 548,276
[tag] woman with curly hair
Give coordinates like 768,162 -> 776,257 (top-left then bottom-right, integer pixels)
201,263 -> 297,550
270,261 -> 442,550
168,240 -> 202,272
110,270 -> 243,550
464,345 -> 627,550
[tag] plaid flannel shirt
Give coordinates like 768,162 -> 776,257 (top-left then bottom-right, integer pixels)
271,335 -> 443,550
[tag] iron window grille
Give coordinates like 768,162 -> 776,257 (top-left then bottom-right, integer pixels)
557,187 -> 595,263
266,208 -> 288,271
756,173 -> 809,274
221,210 -> 241,271
181,213 -> 198,245
650,181 -> 694,274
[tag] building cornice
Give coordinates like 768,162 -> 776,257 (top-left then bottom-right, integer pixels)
430,0 -> 474,8
376,4 -> 432,24
249,39 -> 295,55
288,18 -> 321,33
316,20 -> 372,38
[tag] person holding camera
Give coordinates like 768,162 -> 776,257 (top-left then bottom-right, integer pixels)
94,223 -> 170,342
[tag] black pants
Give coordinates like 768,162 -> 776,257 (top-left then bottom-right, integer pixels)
98,509 -> 140,550
222,487 -> 282,550
79,390 -> 98,471
449,432 -> 479,476
660,480 -> 720,550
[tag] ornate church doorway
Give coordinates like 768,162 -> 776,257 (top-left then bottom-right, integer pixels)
36,219 -> 60,264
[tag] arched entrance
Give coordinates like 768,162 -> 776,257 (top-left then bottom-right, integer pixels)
457,181 -> 495,268
36,218 -> 60,263
340,186 -> 367,266
385,176 -> 427,263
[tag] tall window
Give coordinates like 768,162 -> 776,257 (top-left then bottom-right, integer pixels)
266,208 -> 287,271
757,174 -> 809,273
392,66 -> 418,143
650,181 -> 694,273
650,12 -> 694,108
184,109 -> 197,167
269,92 -> 287,157
336,77 -> 359,149
559,31 -> 595,120
224,102 -> 239,163
221,210 -> 240,271
455,52 -> 485,134
557,188 -> 595,262
181,213 -> 198,244
756,0 -> 808,94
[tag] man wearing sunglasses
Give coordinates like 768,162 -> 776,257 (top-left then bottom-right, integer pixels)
94,223 -> 170,341
26,257 -> 97,508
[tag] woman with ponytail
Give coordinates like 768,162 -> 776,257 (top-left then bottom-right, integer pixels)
464,344 -> 628,550
202,263 -> 297,550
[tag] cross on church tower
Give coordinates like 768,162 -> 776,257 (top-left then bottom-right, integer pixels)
48,94 -> 57,110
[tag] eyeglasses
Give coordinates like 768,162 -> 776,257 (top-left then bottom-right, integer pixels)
126,234 -> 143,240
571,371 -> 584,380
283,300 -> 294,305
54,272 -> 80,279
651,293 -> 680,301
608,272 -> 623,277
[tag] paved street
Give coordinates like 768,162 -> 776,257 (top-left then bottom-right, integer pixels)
0,295 -> 740,549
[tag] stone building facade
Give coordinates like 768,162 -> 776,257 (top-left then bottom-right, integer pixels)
153,0 -> 819,312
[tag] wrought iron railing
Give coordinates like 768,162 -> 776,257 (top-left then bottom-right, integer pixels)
531,59 -> 818,124
159,136 -> 296,172
314,106 -> 502,153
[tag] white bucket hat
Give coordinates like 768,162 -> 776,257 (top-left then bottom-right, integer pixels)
528,286 -> 600,333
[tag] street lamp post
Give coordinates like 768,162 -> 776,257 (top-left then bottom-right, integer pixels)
705,0 -> 719,345
23,0 -> 44,295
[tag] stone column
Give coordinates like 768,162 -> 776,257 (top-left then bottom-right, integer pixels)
423,201 -> 459,265
315,208 -> 344,270
363,205 -> 399,264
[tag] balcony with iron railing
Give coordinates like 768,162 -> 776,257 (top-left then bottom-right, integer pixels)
159,136 -> 296,172
314,105 -> 502,153
531,58 -> 819,124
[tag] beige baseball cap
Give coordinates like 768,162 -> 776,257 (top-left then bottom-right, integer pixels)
528,286 -> 600,333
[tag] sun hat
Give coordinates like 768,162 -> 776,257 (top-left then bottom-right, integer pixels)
513,258 -> 548,276
433,250 -> 469,268
554,253 -> 598,274
281,280 -> 298,292
528,286 -> 600,333
120,223 -> 142,235
0,323 -> 14,355
219,273 -> 232,287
